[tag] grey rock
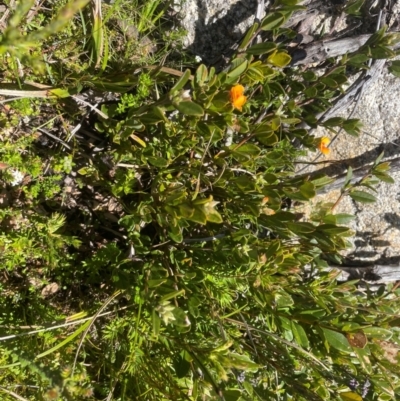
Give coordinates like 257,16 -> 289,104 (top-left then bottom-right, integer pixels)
176,0 -> 400,273
296,2 -> 400,269
175,0 -> 259,63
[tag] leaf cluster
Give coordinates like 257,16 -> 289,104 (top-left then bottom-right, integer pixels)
0,1 -> 400,401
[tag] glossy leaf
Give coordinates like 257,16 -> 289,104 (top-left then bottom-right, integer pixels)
247,42 -> 277,55
267,51 -> 291,67
349,190 -> 377,203
238,22 -> 259,50
291,321 -> 310,348
261,12 -> 285,31
226,58 -> 248,83
322,328 -> 352,353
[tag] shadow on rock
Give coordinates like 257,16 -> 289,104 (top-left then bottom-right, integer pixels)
311,138 -> 400,179
187,0 -> 258,64
383,212 -> 400,231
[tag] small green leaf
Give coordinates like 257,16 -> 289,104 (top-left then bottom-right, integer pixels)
147,156 -> 169,167
50,88 -> 72,98
261,12 -> 285,31
188,297 -> 200,318
204,206 -> 223,224
322,328 -> 352,353
370,45 -> 394,59
299,181 -> 316,199
277,0 -> 301,5
287,222 -> 316,234
317,224 -> 350,235
195,64 -> 208,86
173,354 -> 191,378
304,86 -> 317,98
349,190 -> 377,203
265,240 -> 281,258
234,176 -> 255,192
374,161 -> 390,171
171,307 -> 191,329
333,214 -> 356,225
239,22 -> 259,50
275,291 -> 294,308
223,389 -> 242,401
352,347 -> 372,374
139,107 -> 166,124
343,166 -> 353,187
363,327 -> 393,340
246,65 -> 267,82
373,150 -> 385,167
322,117 -> 344,127
169,227 -> 183,243
170,69 -> 191,92
374,171 -> 395,184
291,321 -> 310,348
247,42 -> 277,55
152,309 -> 161,337
321,77 -> 338,88
230,143 -> 261,161
267,51 -> 292,67
160,289 -> 185,302
389,60 -> 400,77
344,0 -> 365,15
302,71 -> 318,81
224,353 -> 260,371
178,203 -> 195,219
281,118 -> 302,125
254,122 -> 274,135
343,119 -> 362,136
226,58 -> 248,83
364,26 -> 386,47
148,279 -> 167,288
243,381 -> 253,396
35,320 -> 91,359
347,53 -> 369,66
130,133 -> 146,147
176,101 -> 204,116
256,132 -> 278,146
339,392 -> 363,401
188,206 -> 207,225
311,175 -> 335,189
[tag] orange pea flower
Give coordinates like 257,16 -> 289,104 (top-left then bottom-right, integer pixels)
230,84 -> 247,111
318,137 -> 330,155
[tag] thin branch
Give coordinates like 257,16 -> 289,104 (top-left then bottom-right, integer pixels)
71,290 -> 122,374
0,387 -> 30,401
0,306 -> 129,342
36,127 -> 71,150
225,318 -> 330,371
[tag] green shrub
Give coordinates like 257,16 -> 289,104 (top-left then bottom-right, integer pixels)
0,1 -> 400,400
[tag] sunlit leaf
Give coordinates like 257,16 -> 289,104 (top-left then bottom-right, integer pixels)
349,190 -> 377,203
339,391 -> 363,401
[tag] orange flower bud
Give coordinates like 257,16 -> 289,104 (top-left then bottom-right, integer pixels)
230,84 -> 247,111
318,137 -> 330,155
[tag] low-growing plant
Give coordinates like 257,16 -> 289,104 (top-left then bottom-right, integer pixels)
1,1 -> 400,400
